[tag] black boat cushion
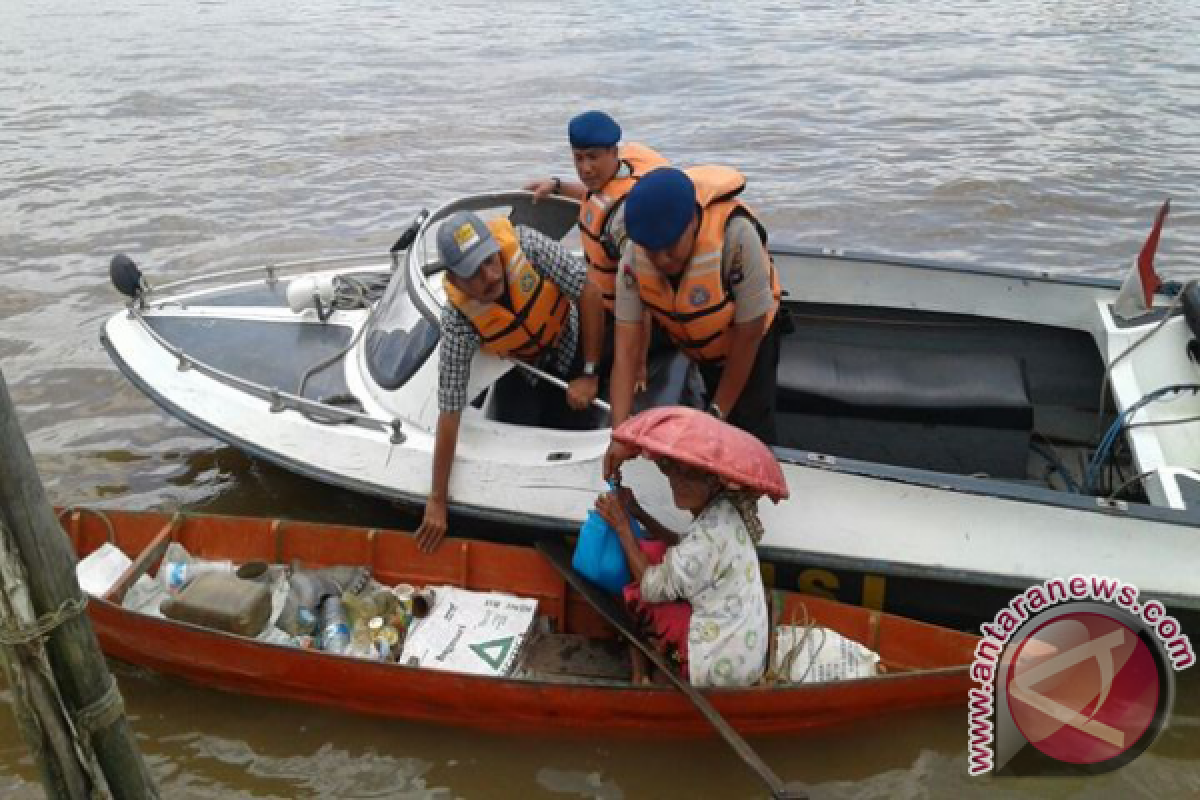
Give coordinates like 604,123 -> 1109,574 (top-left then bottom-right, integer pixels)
777,340 -> 1032,429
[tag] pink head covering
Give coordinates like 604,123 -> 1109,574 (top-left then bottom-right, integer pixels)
612,406 -> 789,502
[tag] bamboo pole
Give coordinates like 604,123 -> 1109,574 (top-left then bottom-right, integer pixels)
0,369 -> 158,799
0,522 -> 93,798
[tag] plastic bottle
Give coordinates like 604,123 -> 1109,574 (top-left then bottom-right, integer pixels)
275,571 -> 340,636
158,542 -> 233,594
275,601 -> 318,637
345,618 -> 377,660
317,596 -> 351,654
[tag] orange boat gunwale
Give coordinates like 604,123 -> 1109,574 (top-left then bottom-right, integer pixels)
61,507 -> 979,737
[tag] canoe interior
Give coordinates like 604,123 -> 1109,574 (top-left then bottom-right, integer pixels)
63,510 -> 974,710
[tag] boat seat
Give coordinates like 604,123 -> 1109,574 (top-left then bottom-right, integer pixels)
776,340 -> 1033,478
777,341 -> 1032,429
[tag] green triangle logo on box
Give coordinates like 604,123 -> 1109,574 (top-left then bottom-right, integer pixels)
470,636 -> 516,671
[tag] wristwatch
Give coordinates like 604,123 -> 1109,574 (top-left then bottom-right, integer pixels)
708,402 -> 724,421
551,176 -> 562,195
582,361 -> 598,378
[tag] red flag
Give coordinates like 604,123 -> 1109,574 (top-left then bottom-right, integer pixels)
1114,199 -> 1170,320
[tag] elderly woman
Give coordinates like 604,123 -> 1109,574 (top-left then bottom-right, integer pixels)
595,452 -> 772,688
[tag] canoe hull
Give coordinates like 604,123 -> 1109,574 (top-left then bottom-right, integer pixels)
89,602 -> 968,736
67,507 -> 977,736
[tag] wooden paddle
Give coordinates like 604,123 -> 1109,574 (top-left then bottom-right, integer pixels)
536,540 -> 805,800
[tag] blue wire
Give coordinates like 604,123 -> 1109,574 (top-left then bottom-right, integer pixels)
1083,384 -> 1200,494
1084,415 -> 1125,493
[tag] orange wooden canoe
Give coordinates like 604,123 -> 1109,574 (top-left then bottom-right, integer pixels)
61,507 -> 979,737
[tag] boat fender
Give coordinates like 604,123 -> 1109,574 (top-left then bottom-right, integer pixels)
1183,280 -> 1200,363
110,254 -> 147,300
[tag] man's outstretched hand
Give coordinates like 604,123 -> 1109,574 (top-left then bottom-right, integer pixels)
415,497 -> 448,553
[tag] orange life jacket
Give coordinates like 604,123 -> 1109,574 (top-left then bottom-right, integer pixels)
631,166 -> 781,364
443,217 -> 570,361
579,143 -> 669,310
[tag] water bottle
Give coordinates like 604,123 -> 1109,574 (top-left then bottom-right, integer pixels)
345,618 -> 378,660
318,596 -> 351,654
276,599 -> 318,637
158,542 -> 233,594
275,571 -> 339,636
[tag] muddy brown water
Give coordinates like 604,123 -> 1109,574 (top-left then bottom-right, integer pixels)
3,0 -> 1200,796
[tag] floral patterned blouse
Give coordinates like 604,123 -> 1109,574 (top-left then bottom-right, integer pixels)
639,495 -> 769,688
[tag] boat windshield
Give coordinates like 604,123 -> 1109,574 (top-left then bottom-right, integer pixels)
362,232 -> 440,391
363,192 -> 580,392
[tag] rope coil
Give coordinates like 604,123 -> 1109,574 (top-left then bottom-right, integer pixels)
0,594 -> 89,646
73,677 -> 126,738
57,507 -> 116,545
769,603 -> 827,686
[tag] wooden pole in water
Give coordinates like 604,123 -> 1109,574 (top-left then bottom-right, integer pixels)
0,522 -> 93,798
0,369 -> 158,799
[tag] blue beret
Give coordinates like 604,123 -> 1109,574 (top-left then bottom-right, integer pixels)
568,111 -> 622,149
625,168 -> 697,250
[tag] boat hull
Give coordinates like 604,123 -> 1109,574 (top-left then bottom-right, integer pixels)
101,297 -> 1200,624
99,193 -> 1200,621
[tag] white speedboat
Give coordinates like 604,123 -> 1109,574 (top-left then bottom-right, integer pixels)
102,192 -> 1200,624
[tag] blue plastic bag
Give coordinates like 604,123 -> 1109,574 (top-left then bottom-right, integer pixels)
572,490 -> 644,593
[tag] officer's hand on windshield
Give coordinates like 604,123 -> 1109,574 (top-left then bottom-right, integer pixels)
523,178 -> 557,203
415,497 -> 448,553
566,375 -> 599,411
603,440 -> 638,482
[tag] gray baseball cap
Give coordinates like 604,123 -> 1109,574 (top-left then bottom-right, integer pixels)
436,211 -> 501,278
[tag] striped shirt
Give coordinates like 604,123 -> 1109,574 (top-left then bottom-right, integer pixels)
437,225 -> 586,413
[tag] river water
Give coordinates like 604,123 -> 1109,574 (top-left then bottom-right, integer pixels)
3,0 -> 1200,796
